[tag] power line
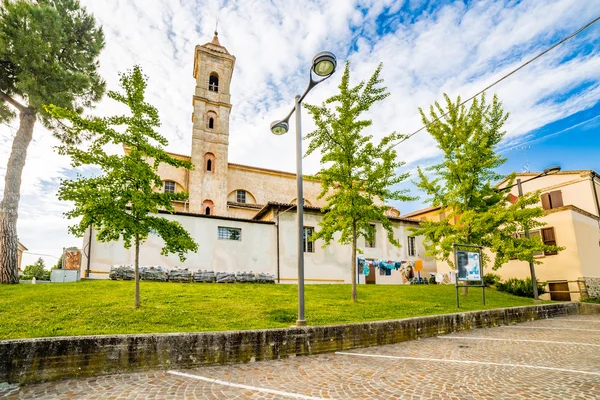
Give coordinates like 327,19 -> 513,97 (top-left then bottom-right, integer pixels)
23,251 -> 60,259
393,15 -> 600,148
498,114 -> 600,154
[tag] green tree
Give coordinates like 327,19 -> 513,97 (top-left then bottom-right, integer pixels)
21,257 -> 49,280
304,62 -> 415,302
46,66 -> 198,308
0,0 -> 105,284
411,94 -> 562,274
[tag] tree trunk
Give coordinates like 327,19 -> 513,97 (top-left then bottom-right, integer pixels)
351,220 -> 357,302
0,107 -> 36,284
134,232 -> 140,309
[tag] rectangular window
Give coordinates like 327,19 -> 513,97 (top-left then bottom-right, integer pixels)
529,230 -> 545,257
542,227 -> 558,256
218,227 -> 241,241
236,190 -> 246,203
366,224 -> 376,248
407,236 -> 416,257
303,227 -> 314,253
164,181 -> 175,193
541,190 -> 563,210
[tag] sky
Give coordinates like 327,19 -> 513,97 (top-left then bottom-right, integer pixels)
1,0 -> 600,268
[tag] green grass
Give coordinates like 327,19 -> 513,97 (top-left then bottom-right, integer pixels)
0,280 -> 546,340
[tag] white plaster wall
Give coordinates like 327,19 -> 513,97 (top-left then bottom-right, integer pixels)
83,213 -> 276,278
277,211 -> 435,284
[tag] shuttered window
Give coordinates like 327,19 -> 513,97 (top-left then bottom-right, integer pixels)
407,236 -> 416,256
541,191 -> 563,210
542,227 -> 558,255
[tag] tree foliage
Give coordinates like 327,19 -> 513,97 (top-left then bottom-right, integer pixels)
46,66 -> 198,307
0,0 -> 105,128
0,0 -> 105,284
21,257 -> 50,280
411,94 -> 562,270
304,62 -> 415,301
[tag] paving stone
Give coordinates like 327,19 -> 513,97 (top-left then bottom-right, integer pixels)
1,315 -> 599,399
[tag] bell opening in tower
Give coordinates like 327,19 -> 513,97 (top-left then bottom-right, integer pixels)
209,73 -> 219,92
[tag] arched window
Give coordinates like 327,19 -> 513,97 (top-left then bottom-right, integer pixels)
209,73 -> 219,92
202,199 -> 214,215
209,117 -> 214,129
204,153 -> 215,173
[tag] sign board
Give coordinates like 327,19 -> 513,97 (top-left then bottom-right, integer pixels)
456,250 -> 481,281
452,244 -> 485,308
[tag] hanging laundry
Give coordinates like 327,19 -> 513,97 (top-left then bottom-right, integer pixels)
362,265 -> 370,276
378,260 -> 395,270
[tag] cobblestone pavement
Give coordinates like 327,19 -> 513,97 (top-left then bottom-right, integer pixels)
2,315 -> 599,399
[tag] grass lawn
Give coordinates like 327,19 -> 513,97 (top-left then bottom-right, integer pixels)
0,280 -> 545,340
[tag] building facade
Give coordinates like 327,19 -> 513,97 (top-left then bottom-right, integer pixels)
405,170 -> 600,299
82,33 -> 436,283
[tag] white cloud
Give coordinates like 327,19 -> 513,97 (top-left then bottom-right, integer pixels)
1,0 -> 599,261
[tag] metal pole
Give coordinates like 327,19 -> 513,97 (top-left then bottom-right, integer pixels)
518,178 -> 540,301
295,95 -> 306,326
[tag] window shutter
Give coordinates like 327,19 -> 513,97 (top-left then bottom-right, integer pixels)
541,193 -> 551,210
542,227 -> 558,255
549,191 -> 563,209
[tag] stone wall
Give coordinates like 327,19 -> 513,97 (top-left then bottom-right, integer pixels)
2,302 -> 598,385
584,277 -> 600,299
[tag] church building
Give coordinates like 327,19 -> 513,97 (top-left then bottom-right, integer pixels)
81,33 -> 435,284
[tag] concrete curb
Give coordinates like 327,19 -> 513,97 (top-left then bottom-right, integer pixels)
2,302 -> 599,384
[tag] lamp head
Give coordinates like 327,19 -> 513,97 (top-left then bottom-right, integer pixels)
270,120 -> 289,135
312,51 -> 337,78
543,165 -> 561,175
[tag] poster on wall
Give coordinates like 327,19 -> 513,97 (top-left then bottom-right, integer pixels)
456,250 -> 481,281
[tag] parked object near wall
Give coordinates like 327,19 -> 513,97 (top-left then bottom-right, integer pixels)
50,270 -> 79,283
169,267 -> 193,283
109,265 -> 134,280
194,270 -> 216,282
140,266 -> 168,282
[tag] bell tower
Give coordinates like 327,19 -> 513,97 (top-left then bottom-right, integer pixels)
189,32 -> 235,215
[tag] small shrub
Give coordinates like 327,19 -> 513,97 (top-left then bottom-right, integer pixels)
484,273 -> 501,287
496,277 -> 546,298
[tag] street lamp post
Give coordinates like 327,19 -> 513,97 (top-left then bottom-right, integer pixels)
499,166 -> 561,301
270,51 -> 337,327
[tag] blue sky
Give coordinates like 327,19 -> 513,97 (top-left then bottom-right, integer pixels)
1,0 -> 599,266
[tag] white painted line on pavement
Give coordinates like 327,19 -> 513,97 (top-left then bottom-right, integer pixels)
167,370 -> 329,400
439,336 -> 600,347
503,326 -> 600,333
553,319 -> 600,323
335,352 -> 600,376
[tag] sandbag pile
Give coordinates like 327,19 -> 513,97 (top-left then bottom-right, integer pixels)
236,271 -> 256,283
109,265 -> 134,280
169,267 -> 193,282
140,266 -> 168,282
194,270 -> 216,283
216,271 -> 236,283
255,272 -> 276,284
108,266 -> 276,284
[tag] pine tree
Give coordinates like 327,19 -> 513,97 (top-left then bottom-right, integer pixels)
46,66 -> 198,308
0,0 -> 105,283
304,62 -> 414,302
411,94 -> 561,273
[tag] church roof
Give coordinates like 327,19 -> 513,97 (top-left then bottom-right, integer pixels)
201,31 -> 230,55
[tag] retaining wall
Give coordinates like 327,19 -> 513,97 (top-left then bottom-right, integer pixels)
2,302 -> 599,384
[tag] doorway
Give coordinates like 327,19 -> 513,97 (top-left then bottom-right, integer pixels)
366,264 -> 376,284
